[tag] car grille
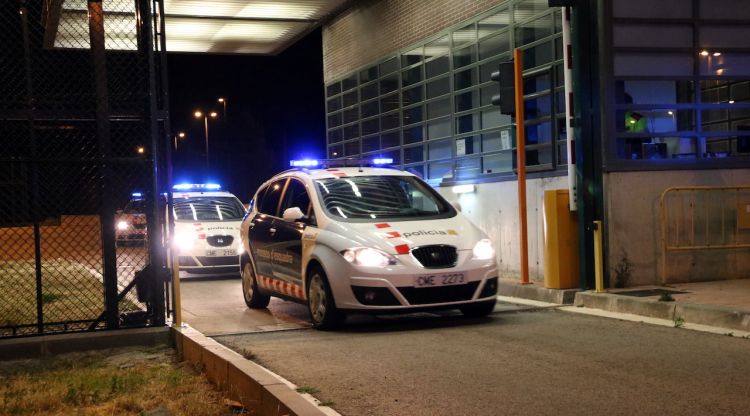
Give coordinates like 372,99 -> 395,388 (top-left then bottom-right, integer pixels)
397,281 -> 479,305
207,235 -> 233,247
195,256 -> 239,266
411,245 -> 458,268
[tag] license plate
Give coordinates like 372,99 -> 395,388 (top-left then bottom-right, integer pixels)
206,249 -> 236,257
414,273 -> 465,288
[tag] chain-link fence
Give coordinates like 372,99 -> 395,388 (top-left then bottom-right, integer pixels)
0,0 -> 170,338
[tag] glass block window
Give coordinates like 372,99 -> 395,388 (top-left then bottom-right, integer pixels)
325,0 -> 564,184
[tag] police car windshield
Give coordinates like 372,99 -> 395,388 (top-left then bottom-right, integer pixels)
173,197 -> 245,221
123,199 -> 145,214
315,175 -> 454,221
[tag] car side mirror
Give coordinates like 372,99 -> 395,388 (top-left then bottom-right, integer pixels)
450,201 -> 462,213
282,207 -> 306,223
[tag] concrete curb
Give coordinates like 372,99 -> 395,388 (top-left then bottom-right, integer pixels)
0,327 -> 170,360
499,280 -> 579,304
574,291 -> 750,332
171,325 -> 332,416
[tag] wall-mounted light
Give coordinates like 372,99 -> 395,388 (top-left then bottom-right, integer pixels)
699,50 -> 709,56
452,184 -> 476,194
713,52 -> 721,57
667,111 -> 674,115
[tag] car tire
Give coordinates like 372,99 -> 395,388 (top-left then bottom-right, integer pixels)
459,300 -> 496,318
306,266 -> 344,330
241,258 -> 270,309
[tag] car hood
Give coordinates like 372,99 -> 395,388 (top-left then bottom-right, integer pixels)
175,220 -> 242,236
324,215 -> 487,254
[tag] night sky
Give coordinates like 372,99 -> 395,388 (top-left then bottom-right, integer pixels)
167,29 -> 325,202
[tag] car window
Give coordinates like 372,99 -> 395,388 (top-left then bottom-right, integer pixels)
258,179 -> 286,216
250,185 -> 268,212
280,179 -> 311,215
314,175 -> 455,221
173,196 -> 245,221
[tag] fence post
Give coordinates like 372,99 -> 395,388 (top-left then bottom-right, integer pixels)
88,0 -> 119,329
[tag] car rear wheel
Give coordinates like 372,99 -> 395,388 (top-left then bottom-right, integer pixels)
307,267 -> 344,330
241,259 -> 270,309
459,300 -> 496,318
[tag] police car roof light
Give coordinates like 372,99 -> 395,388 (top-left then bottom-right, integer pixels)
290,159 -> 319,167
172,183 -> 222,191
131,192 -> 143,198
291,158 -> 395,169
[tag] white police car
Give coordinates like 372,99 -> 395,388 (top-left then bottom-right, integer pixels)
172,184 -> 245,276
116,193 -> 148,246
240,159 -> 498,329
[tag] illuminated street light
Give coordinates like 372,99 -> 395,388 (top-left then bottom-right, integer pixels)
174,131 -> 186,150
194,110 -> 219,169
217,97 -> 228,121
137,146 -> 145,154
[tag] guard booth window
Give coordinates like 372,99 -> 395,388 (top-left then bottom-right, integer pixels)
609,0 -> 750,165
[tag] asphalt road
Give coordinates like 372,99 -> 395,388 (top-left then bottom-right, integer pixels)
215,307 -> 750,416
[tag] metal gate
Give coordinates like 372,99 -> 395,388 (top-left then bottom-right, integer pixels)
0,0 -> 171,338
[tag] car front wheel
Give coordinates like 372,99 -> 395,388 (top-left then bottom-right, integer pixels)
241,259 -> 270,309
307,267 -> 344,330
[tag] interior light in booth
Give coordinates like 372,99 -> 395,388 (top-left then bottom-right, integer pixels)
290,159 -> 319,167
452,184 -> 476,194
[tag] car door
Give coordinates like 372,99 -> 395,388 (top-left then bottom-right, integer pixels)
270,178 -> 311,298
248,178 -> 286,279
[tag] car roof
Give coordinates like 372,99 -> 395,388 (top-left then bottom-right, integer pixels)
285,167 -> 417,181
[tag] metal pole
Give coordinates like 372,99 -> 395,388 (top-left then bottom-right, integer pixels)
88,0 -> 119,329
20,1 -> 45,335
513,48 -> 530,285
594,220 -> 604,292
204,116 -> 209,169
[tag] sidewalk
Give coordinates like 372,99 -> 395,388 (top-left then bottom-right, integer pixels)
499,277 -> 750,333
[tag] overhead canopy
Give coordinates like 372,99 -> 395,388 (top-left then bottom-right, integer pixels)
45,0 -> 349,54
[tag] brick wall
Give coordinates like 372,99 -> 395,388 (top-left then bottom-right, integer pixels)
323,0 -> 508,82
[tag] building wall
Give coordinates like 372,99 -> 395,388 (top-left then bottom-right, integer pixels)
437,175 -> 568,282
323,0 -> 507,82
605,169 -> 750,286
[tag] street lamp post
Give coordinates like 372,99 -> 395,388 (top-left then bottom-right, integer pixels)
218,97 -> 227,121
194,110 -> 218,169
173,131 -> 186,150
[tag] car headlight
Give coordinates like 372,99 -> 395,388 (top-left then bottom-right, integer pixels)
472,239 -> 495,260
173,232 -> 195,251
341,247 -> 397,267
116,220 -> 129,231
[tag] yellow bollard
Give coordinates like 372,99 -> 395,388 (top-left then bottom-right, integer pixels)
593,220 -> 604,293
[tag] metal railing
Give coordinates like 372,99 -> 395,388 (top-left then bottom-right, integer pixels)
659,185 -> 750,284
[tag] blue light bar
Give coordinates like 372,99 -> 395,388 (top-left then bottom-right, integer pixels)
131,192 -> 143,198
172,183 -> 222,191
372,158 -> 393,165
290,159 -> 319,167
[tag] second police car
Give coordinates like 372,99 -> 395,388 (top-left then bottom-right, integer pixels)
240,159 -> 498,329
172,184 -> 246,276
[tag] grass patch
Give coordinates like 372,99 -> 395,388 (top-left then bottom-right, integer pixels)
0,260 -> 140,329
0,346 -> 237,415
296,386 -> 321,395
